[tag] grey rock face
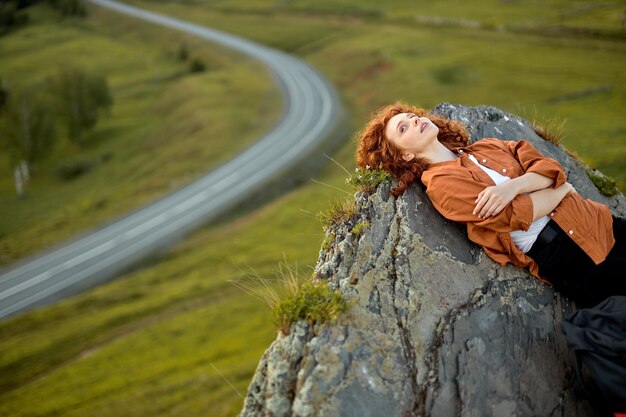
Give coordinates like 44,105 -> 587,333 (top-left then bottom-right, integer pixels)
238,103 -> 624,417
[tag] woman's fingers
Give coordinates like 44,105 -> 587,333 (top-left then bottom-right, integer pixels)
479,199 -> 498,218
491,202 -> 505,216
477,197 -> 493,217
486,202 -> 505,217
475,189 -> 485,204
477,196 -> 506,218
476,189 -> 498,217
474,190 -> 490,215
474,199 -> 485,215
475,183 -> 517,218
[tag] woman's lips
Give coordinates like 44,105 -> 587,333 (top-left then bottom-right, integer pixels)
420,122 -> 428,133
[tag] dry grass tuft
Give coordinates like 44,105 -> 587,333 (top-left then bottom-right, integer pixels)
516,104 -> 567,146
229,255 -> 350,335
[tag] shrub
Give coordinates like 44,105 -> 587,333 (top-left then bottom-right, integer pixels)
346,166 -> 393,193
177,43 -> 189,62
189,58 -> 206,73
315,197 -> 356,231
321,232 -> 335,252
432,65 -> 472,85
47,0 -> 87,17
46,65 -> 113,146
229,257 -> 350,336
0,81 -> 7,107
273,279 -> 349,336
350,220 -> 370,237
54,156 -> 95,180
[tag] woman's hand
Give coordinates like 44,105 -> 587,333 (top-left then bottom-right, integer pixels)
473,182 -> 519,218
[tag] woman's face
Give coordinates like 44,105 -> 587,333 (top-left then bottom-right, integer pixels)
385,112 -> 439,162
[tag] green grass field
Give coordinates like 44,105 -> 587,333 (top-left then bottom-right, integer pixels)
119,0 -> 626,186
1,1 -> 625,416
0,2 -> 282,267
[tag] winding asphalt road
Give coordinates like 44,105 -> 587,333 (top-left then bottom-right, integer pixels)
0,0 -> 344,320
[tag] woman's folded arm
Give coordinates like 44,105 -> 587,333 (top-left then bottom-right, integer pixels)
474,172 -> 554,218
424,171 -> 534,232
528,182 -> 575,222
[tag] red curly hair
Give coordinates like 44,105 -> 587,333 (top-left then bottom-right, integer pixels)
355,102 -> 470,197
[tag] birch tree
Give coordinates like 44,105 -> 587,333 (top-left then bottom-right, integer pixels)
46,65 -> 112,146
0,83 -> 56,196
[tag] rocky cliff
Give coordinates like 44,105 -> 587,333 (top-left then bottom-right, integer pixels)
238,103 -> 626,417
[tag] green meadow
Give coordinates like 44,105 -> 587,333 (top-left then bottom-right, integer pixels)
1,1 -> 625,416
0,2 -> 281,266
122,0 -> 626,184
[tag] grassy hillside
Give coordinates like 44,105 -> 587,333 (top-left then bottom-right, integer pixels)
0,2 -> 281,267
1,1 -> 625,416
177,0 -> 626,33
121,0 -> 626,188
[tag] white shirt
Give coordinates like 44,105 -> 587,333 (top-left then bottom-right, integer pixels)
467,154 -> 549,253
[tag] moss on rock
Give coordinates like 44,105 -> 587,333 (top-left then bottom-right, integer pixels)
586,168 -> 618,197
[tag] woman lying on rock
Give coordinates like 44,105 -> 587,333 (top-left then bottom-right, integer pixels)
356,102 -> 625,307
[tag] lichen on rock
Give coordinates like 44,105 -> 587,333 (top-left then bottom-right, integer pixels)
238,103 -> 625,417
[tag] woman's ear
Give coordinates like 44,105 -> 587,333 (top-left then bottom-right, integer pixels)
402,153 -> 415,162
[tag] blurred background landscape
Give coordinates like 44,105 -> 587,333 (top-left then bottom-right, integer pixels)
1,0 -> 625,415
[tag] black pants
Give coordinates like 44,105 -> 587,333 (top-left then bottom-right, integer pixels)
527,216 -> 626,308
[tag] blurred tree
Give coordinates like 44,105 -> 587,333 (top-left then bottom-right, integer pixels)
0,0 -> 30,35
0,78 -> 8,107
0,82 -> 57,196
47,0 -> 87,17
46,65 -> 113,146
189,57 -> 206,73
178,43 -> 189,61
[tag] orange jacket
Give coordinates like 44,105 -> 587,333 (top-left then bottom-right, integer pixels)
420,138 -> 615,284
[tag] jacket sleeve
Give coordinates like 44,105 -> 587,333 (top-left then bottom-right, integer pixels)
423,169 -> 534,232
502,139 -> 567,188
